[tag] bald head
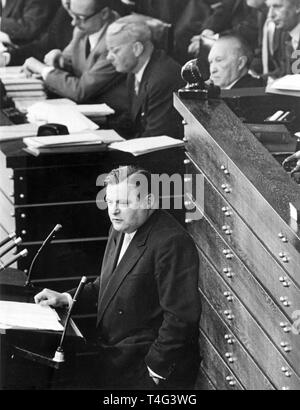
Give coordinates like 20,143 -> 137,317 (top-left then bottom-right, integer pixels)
208,35 -> 252,88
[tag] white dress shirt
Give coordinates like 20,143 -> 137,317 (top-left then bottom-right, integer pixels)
289,22 -> 300,51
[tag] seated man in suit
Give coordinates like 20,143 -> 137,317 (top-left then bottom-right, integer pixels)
0,0 -> 60,47
22,0 -> 128,112
34,165 -> 201,390
208,33 -> 265,88
265,0 -> 300,79
0,0 -> 73,67
105,19 -> 185,139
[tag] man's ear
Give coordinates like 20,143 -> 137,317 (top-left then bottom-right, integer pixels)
238,55 -> 248,71
145,193 -> 156,209
99,6 -> 110,20
133,41 -> 144,57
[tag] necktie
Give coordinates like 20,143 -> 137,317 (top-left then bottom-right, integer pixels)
262,19 -> 276,74
284,32 -> 294,75
86,38 -> 91,58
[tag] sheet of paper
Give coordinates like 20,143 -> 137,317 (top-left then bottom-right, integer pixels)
268,75 -> 300,91
0,301 -> 64,332
26,102 -> 99,133
24,129 -> 123,148
77,104 -> 115,116
109,136 -> 184,156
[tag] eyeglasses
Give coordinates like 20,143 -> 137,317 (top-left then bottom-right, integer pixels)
70,9 -> 100,24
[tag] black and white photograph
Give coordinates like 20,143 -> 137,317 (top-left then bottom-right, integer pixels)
0,0 -> 300,396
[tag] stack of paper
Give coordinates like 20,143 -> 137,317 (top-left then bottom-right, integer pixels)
26,102 -> 99,133
24,129 -> 124,156
0,301 -> 64,332
109,136 -> 184,156
0,66 -> 46,101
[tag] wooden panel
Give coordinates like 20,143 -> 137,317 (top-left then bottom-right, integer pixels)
199,330 -> 244,390
0,150 -> 13,198
189,214 -> 300,376
15,202 -> 110,242
175,95 -> 300,288
186,163 -> 300,323
197,244 -> 300,389
200,290 -> 275,390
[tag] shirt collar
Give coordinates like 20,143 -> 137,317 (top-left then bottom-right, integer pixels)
135,55 -> 151,84
223,77 -> 241,90
289,22 -> 300,51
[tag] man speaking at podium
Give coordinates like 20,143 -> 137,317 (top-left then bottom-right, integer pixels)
34,166 -> 201,390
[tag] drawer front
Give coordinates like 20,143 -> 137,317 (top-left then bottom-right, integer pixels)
186,167 -> 300,323
190,215 -> 300,377
18,239 -> 106,280
13,165 -> 106,205
184,144 -> 300,288
200,290 -> 275,390
199,330 -> 244,390
15,202 -> 110,243
197,244 -> 300,389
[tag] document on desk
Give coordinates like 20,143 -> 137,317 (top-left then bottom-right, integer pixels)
26,102 -> 99,133
0,301 -> 64,332
109,136 -> 184,156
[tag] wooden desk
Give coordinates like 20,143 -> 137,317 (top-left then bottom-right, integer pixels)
175,94 -> 300,390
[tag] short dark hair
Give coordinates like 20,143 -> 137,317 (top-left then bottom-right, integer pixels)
105,165 -> 153,195
219,31 -> 254,68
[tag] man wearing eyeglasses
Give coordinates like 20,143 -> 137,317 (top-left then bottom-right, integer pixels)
23,0 -> 128,112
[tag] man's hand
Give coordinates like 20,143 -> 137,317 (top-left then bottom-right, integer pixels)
34,288 -> 70,308
44,49 -> 64,68
282,151 -> 300,175
0,52 -> 7,67
23,57 -> 46,76
188,35 -> 201,56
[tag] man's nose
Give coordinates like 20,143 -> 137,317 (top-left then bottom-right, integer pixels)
268,6 -> 276,20
110,203 -> 120,214
107,51 -> 114,62
210,62 -> 217,74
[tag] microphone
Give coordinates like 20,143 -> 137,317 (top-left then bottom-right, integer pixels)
0,237 -> 22,259
53,276 -> 87,363
25,224 -> 62,287
0,232 -> 16,249
0,249 -> 28,272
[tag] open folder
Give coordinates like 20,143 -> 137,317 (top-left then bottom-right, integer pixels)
109,136 -> 184,156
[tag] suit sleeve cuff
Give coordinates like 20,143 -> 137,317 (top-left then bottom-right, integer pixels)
147,366 -> 166,380
42,66 -> 55,81
62,292 -> 73,308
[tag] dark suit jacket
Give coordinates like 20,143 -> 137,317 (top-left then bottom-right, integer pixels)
113,49 -> 184,139
233,73 -> 265,88
267,29 -> 299,79
9,6 -> 73,66
44,11 -> 128,111
72,210 -> 200,387
1,0 -> 60,44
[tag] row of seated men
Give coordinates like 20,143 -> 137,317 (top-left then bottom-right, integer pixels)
0,0 -> 298,141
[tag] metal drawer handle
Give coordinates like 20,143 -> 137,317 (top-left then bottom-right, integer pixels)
223,291 -> 234,302
221,165 -> 230,175
280,296 -> 291,307
226,375 -> 237,386
279,322 -> 292,333
184,159 -> 191,165
280,342 -> 292,353
278,233 -> 288,243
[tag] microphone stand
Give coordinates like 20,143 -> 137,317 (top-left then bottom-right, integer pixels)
53,276 -> 87,363
25,224 -> 62,288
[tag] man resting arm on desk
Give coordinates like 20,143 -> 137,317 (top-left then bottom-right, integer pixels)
22,0 -> 128,112
35,165 -> 201,390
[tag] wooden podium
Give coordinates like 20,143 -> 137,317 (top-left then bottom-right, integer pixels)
0,269 -> 85,390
